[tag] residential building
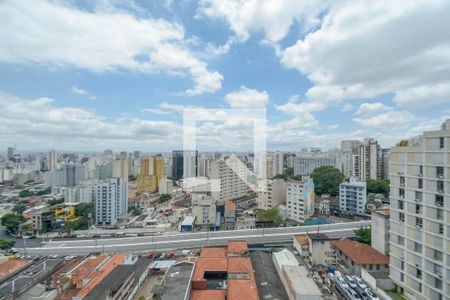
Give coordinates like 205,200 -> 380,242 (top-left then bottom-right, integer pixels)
341,140 -> 361,179
360,138 -> 381,180
172,150 -> 198,180
191,192 -> 216,228
293,154 -> 336,176
153,261 -> 194,300
224,200 -> 236,230
293,235 -> 309,260
258,179 -> 287,210
197,157 -> 210,177
286,178 -> 315,222
44,164 -> 86,187
272,151 -> 284,177
331,240 -> 389,276
381,148 -> 391,180
136,156 -> 164,193
389,119 -> 449,300
7,146 -> 14,161
209,156 -> 248,203
48,149 -> 57,171
371,209 -> 390,256
158,176 -> 173,194
95,162 -> 113,180
112,157 -> 129,182
339,179 -> 367,215
94,177 -> 128,226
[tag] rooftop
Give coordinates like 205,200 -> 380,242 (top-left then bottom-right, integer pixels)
200,247 -> 227,258
228,279 -> 260,300
331,240 -> 389,265
225,200 -> 236,211
153,262 -> 194,300
192,257 -> 228,281
227,257 -> 252,279
0,259 -> 31,281
307,233 -> 331,241
282,265 -> 322,296
272,249 -> 298,270
294,235 -> 309,245
250,251 -> 289,300
373,209 -> 390,217
227,241 -> 248,256
190,290 -> 226,300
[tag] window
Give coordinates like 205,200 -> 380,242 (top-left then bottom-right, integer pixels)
434,264 -> 443,276
415,204 -> 422,214
436,166 -> 444,178
399,188 -> 405,198
438,224 -> 444,235
399,212 -> 405,223
434,250 -> 443,262
419,165 -> 423,175
416,269 -> 422,279
397,236 -> 405,245
400,176 -> 405,186
398,200 -> 404,210
435,195 -> 444,207
416,217 -> 423,228
400,261 -> 405,270
437,209 -> 443,220
437,181 -> 444,193
435,278 -> 443,289
414,242 -> 422,253
418,178 -> 423,189
415,191 -> 423,201
439,137 -> 444,149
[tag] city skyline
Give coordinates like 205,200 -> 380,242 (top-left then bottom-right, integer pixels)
1,1 -> 450,151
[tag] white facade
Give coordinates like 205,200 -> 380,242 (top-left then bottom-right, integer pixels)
158,176 -> 173,194
360,138 -> 381,180
341,140 -> 361,179
339,179 -> 366,215
287,178 -> 315,222
112,158 -> 129,182
272,151 -> 284,177
44,164 -> 86,187
191,192 -> 216,226
94,177 -> 128,226
209,156 -> 248,203
371,209 -> 390,256
293,155 -> 336,176
183,150 -> 198,179
389,119 -> 450,300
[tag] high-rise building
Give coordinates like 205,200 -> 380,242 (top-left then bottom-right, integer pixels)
293,154 -> 336,176
44,164 -> 86,187
112,158 -> 129,182
7,147 -> 14,161
286,178 -> 315,222
339,179 -> 367,215
48,149 -> 57,171
272,151 -> 284,177
209,156 -> 248,203
172,150 -> 198,180
360,138 -> 381,180
136,156 -> 164,193
197,157 -> 210,177
381,148 -> 391,180
341,140 -> 361,179
389,119 -> 449,300
95,162 -> 113,180
93,177 -> 128,226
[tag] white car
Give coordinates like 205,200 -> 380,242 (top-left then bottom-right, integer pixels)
365,288 -> 380,300
347,288 -> 362,300
353,276 -> 367,289
345,275 -> 358,289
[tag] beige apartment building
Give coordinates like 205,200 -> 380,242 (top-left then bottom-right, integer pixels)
389,119 -> 449,300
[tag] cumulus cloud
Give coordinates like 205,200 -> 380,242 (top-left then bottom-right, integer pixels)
353,110 -> 416,128
0,0 -> 222,95
225,86 -> 269,108
355,102 -> 392,116
280,0 -> 450,106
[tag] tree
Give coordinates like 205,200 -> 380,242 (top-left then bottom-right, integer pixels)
158,194 -> 172,203
367,179 -> 390,197
1,213 -> 26,234
354,226 -> 371,244
311,166 -> 345,196
284,167 -> 294,178
256,208 -> 282,225
19,189 -> 33,197
75,203 -> 93,217
0,240 -> 15,250
35,187 -> 51,196
12,204 -> 27,215
131,208 -> 142,216
47,198 -> 65,206
20,223 -> 32,235
65,217 -> 89,232
128,174 -> 136,182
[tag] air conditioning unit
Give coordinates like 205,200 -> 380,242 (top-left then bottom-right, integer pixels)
416,225 -> 422,229
417,173 -> 423,177
438,174 -> 443,179
400,195 -> 405,199
436,202 -> 443,207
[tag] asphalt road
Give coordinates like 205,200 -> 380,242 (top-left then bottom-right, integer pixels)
20,221 -> 369,255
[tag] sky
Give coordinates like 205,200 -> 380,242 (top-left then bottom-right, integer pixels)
1,0 -> 450,152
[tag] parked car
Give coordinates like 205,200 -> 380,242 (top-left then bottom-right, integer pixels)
165,252 -> 174,259
353,276 -> 367,289
345,275 -> 358,289
364,288 -> 380,300
146,252 -> 155,259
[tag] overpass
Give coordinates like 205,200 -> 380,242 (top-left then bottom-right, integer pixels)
21,221 -> 370,256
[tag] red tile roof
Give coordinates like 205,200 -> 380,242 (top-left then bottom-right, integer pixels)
294,235 -> 309,245
200,247 -> 227,258
192,257 -> 228,281
190,290 -> 226,300
0,259 -> 31,281
227,241 -> 248,256
226,200 -> 236,211
331,240 -> 389,265
227,257 -> 253,277
228,279 -> 260,300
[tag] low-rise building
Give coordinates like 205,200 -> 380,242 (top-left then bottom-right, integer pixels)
224,200 -> 236,230
293,235 -> 309,259
331,240 -> 389,276
371,209 -> 390,256
192,192 -> 216,229
282,265 -> 323,300
339,179 -> 366,215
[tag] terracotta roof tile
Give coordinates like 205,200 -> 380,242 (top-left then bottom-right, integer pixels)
294,235 -> 309,245
192,257 -> 228,281
227,241 -> 248,256
0,259 -> 31,281
228,279 -> 260,300
227,257 -> 253,277
226,200 -> 236,211
200,247 -> 227,258
190,290 -> 226,300
331,240 -> 389,265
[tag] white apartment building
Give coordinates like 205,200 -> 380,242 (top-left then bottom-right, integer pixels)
209,156 -> 248,203
197,157 -> 210,177
360,138 -> 381,180
286,178 -> 315,222
293,155 -> 336,176
191,192 -> 216,227
272,151 -> 284,177
339,179 -> 367,215
389,120 -> 450,300
94,177 -> 128,226
44,164 -> 86,187
341,140 -> 361,179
